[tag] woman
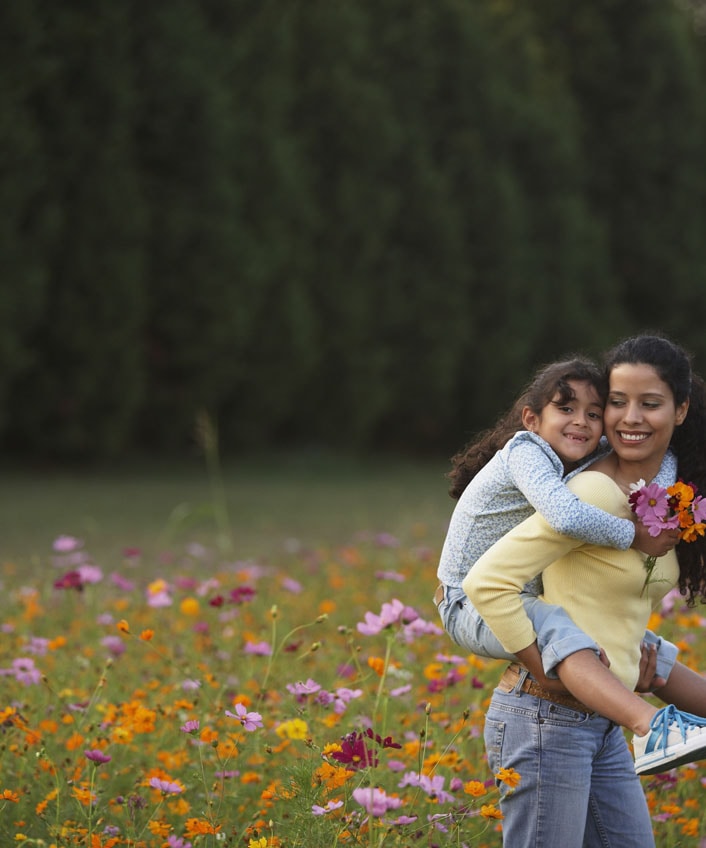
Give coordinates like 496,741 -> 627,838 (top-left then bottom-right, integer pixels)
463,334 -> 706,848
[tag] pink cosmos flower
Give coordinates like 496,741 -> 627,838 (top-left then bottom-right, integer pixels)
287,678 -> 322,699
101,636 -> 126,657
225,702 -> 263,731
356,599 -> 418,636
243,640 -> 271,655
85,749 -> 112,764
180,720 -> 200,735
77,564 -> 104,584
629,482 -> 671,535
149,777 -> 184,794
0,657 -> 41,685
352,787 -> 403,816
398,772 -> 455,803
53,535 -> 83,553
312,799 -> 344,815
281,577 -> 303,593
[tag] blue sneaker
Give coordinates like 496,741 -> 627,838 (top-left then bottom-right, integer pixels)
633,705 -> 706,775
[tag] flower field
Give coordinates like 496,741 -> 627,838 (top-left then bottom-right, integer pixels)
2,527 -> 706,847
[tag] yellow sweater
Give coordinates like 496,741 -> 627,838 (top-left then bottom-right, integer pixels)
463,470 -> 679,690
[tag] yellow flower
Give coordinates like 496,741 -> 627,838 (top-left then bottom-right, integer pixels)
249,838 -> 268,848
275,718 -> 308,740
180,596 -> 200,616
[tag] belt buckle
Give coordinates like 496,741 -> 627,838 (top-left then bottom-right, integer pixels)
433,584 -> 444,607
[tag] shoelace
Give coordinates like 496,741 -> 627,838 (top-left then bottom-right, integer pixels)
652,704 -> 706,750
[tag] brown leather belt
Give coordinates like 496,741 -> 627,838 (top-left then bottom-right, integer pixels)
499,663 -> 593,714
433,583 -> 445,606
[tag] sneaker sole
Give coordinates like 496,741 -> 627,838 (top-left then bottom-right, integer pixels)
636,739 -> 706,776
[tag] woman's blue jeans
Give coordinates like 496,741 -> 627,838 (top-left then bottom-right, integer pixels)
436,583 -> 677,680
484,677 -> 654,847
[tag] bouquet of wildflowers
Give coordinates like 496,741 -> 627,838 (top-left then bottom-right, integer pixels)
629,479 -> 706,594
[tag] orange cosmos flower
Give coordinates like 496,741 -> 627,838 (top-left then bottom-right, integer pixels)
481,803 -> 503,820
463,780 -> 487,798
140,629 -> 154,641
117,619 -> 130,634
184,818 -> 222,837
367,656 -> 386,676
0,789 -> 19,802
495,767 -> 521,788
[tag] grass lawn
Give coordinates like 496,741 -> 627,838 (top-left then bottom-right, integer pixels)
1,452 -> 454,565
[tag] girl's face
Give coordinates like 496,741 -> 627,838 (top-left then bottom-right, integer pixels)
522,379 -> 604,470
603,363 -> 689,465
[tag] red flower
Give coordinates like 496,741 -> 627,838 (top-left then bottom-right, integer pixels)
53,570 -> 84,592
330,732 -> 378,770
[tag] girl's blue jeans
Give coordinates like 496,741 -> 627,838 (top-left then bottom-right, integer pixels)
485,676 -> 654,847
436,583 -> 677,680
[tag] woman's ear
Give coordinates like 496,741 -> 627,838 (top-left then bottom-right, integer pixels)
521,406 -> 539,433
675,398 -> 690,426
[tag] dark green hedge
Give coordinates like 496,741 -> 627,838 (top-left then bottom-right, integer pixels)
1,0 -> 704,459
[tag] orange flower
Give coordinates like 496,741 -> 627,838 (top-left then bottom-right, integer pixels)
495,767 -> 521,788
117,619 -> 130,634
367,656 -> 385,676
0,789 -> 19,802
463,780 -> 487,798
481,803 -> 503,820
185,818 -> 222,837
147,819 -> 171,836
140,629 -> 154,641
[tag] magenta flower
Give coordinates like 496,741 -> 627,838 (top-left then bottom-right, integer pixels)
149,777 -> 184,794
225,702 -> 263,731
352,786 -> 403,816
85,749 -> 112,764
180,720 -> 200,735
330,732 -> 378,769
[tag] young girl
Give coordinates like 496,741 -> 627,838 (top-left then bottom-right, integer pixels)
436,355 -> 706,774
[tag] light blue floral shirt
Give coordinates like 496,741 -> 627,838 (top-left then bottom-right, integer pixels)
437,431 -> 678,589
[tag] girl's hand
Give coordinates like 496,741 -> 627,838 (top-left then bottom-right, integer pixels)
634,641 -> 666,693
632,522 -> 681,558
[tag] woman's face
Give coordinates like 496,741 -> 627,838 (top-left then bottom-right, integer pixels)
603,363 -> 689,463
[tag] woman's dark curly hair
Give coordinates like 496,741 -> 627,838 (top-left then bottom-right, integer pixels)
603,333 -> 706,606
447,357 -> 606,499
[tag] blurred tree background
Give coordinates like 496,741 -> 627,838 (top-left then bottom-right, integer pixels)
1,0 -> 705,463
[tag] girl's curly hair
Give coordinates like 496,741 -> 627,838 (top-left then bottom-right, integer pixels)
447,357 -> 606,499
